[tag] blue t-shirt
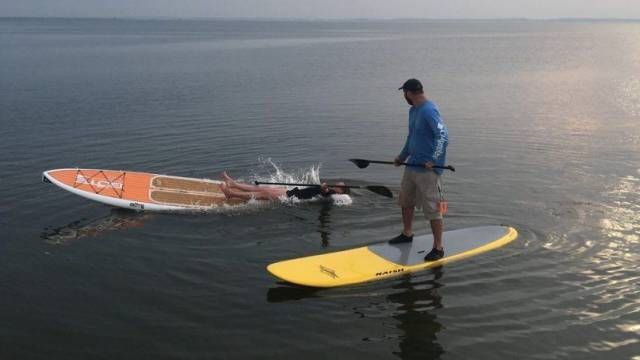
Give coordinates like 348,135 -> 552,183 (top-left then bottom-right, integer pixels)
398,100 -> 449,175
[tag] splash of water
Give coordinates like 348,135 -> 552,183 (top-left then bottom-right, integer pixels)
251,157 -> 322,186
221,157 -> 352,208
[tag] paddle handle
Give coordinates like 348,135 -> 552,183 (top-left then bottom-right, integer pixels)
369,160 -> 455,171
254,181 -> 360,189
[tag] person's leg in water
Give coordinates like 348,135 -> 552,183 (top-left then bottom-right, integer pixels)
222,171 -> 289,195
221,172 -> 262,192
219,178 -> 286,201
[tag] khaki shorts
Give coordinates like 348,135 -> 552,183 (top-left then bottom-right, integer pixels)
398,168 -> 443,220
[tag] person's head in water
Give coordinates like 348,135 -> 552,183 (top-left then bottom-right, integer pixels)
321,181 -> 349,195
332,182 -> 349,194
399,78 -> 425,106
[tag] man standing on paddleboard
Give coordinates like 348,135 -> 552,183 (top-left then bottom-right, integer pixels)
390,78 -> 449,262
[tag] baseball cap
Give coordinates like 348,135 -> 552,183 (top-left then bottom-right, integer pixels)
398,78 -> 423,92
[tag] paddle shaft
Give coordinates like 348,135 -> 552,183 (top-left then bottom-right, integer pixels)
254,181 -> 359,189
254,180 -> 394,198
365,160 -> 454,171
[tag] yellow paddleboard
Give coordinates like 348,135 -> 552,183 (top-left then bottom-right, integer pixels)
267,226 -> 518,287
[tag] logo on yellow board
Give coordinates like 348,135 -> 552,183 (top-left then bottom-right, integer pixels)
375,268 -> 405,277
319,265 -> 338,278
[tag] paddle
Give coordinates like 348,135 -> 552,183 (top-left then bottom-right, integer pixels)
349,158 -> 456,172
254,181 -> 393,198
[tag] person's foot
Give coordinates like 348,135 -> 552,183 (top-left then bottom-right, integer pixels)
424,248 -> 444,261
389,233 -> 413,244
219,182 -> 231,199
222,171 -> 233,184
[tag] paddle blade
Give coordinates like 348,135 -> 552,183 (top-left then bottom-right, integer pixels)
365,185 -> 393,198
348,158 -> 370,169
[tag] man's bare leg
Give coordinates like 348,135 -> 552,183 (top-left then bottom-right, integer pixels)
390,206 -> 416,243
220,182 -> 283,201
221,172 -> 262,192
402,206 -> 415,236
222,172 -> 280,192
430,219 -> 443,250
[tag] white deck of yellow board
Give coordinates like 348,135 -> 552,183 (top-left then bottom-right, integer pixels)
267,226 -> 518,287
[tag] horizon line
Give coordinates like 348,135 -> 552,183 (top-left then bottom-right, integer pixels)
2,15 -> 640,22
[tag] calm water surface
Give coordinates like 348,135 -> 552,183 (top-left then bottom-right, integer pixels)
1,18 -> 639,359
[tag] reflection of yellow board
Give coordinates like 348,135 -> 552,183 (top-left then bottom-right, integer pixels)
267,226 -> 518,288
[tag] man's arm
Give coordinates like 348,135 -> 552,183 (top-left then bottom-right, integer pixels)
430,121 -> 447,162
424,108 -> 447,168
396,125 -> 411,165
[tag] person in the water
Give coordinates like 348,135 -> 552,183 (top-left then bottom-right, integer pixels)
219,172 -> 348,201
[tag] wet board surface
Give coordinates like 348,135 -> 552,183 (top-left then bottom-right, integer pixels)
267,226 -> 518,288
43,168 -> 243,211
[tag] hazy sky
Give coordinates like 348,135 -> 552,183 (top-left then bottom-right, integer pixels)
3,0 -> 640,19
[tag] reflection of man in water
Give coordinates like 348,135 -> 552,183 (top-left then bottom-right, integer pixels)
317,202 -> 333,248
388,268 -> 445,359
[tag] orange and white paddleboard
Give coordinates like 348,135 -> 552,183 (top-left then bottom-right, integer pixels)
43,168 -> 245,211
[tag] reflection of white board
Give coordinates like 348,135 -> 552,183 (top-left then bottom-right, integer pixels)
267,226 -> 518,287
43,168 -> 246,211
